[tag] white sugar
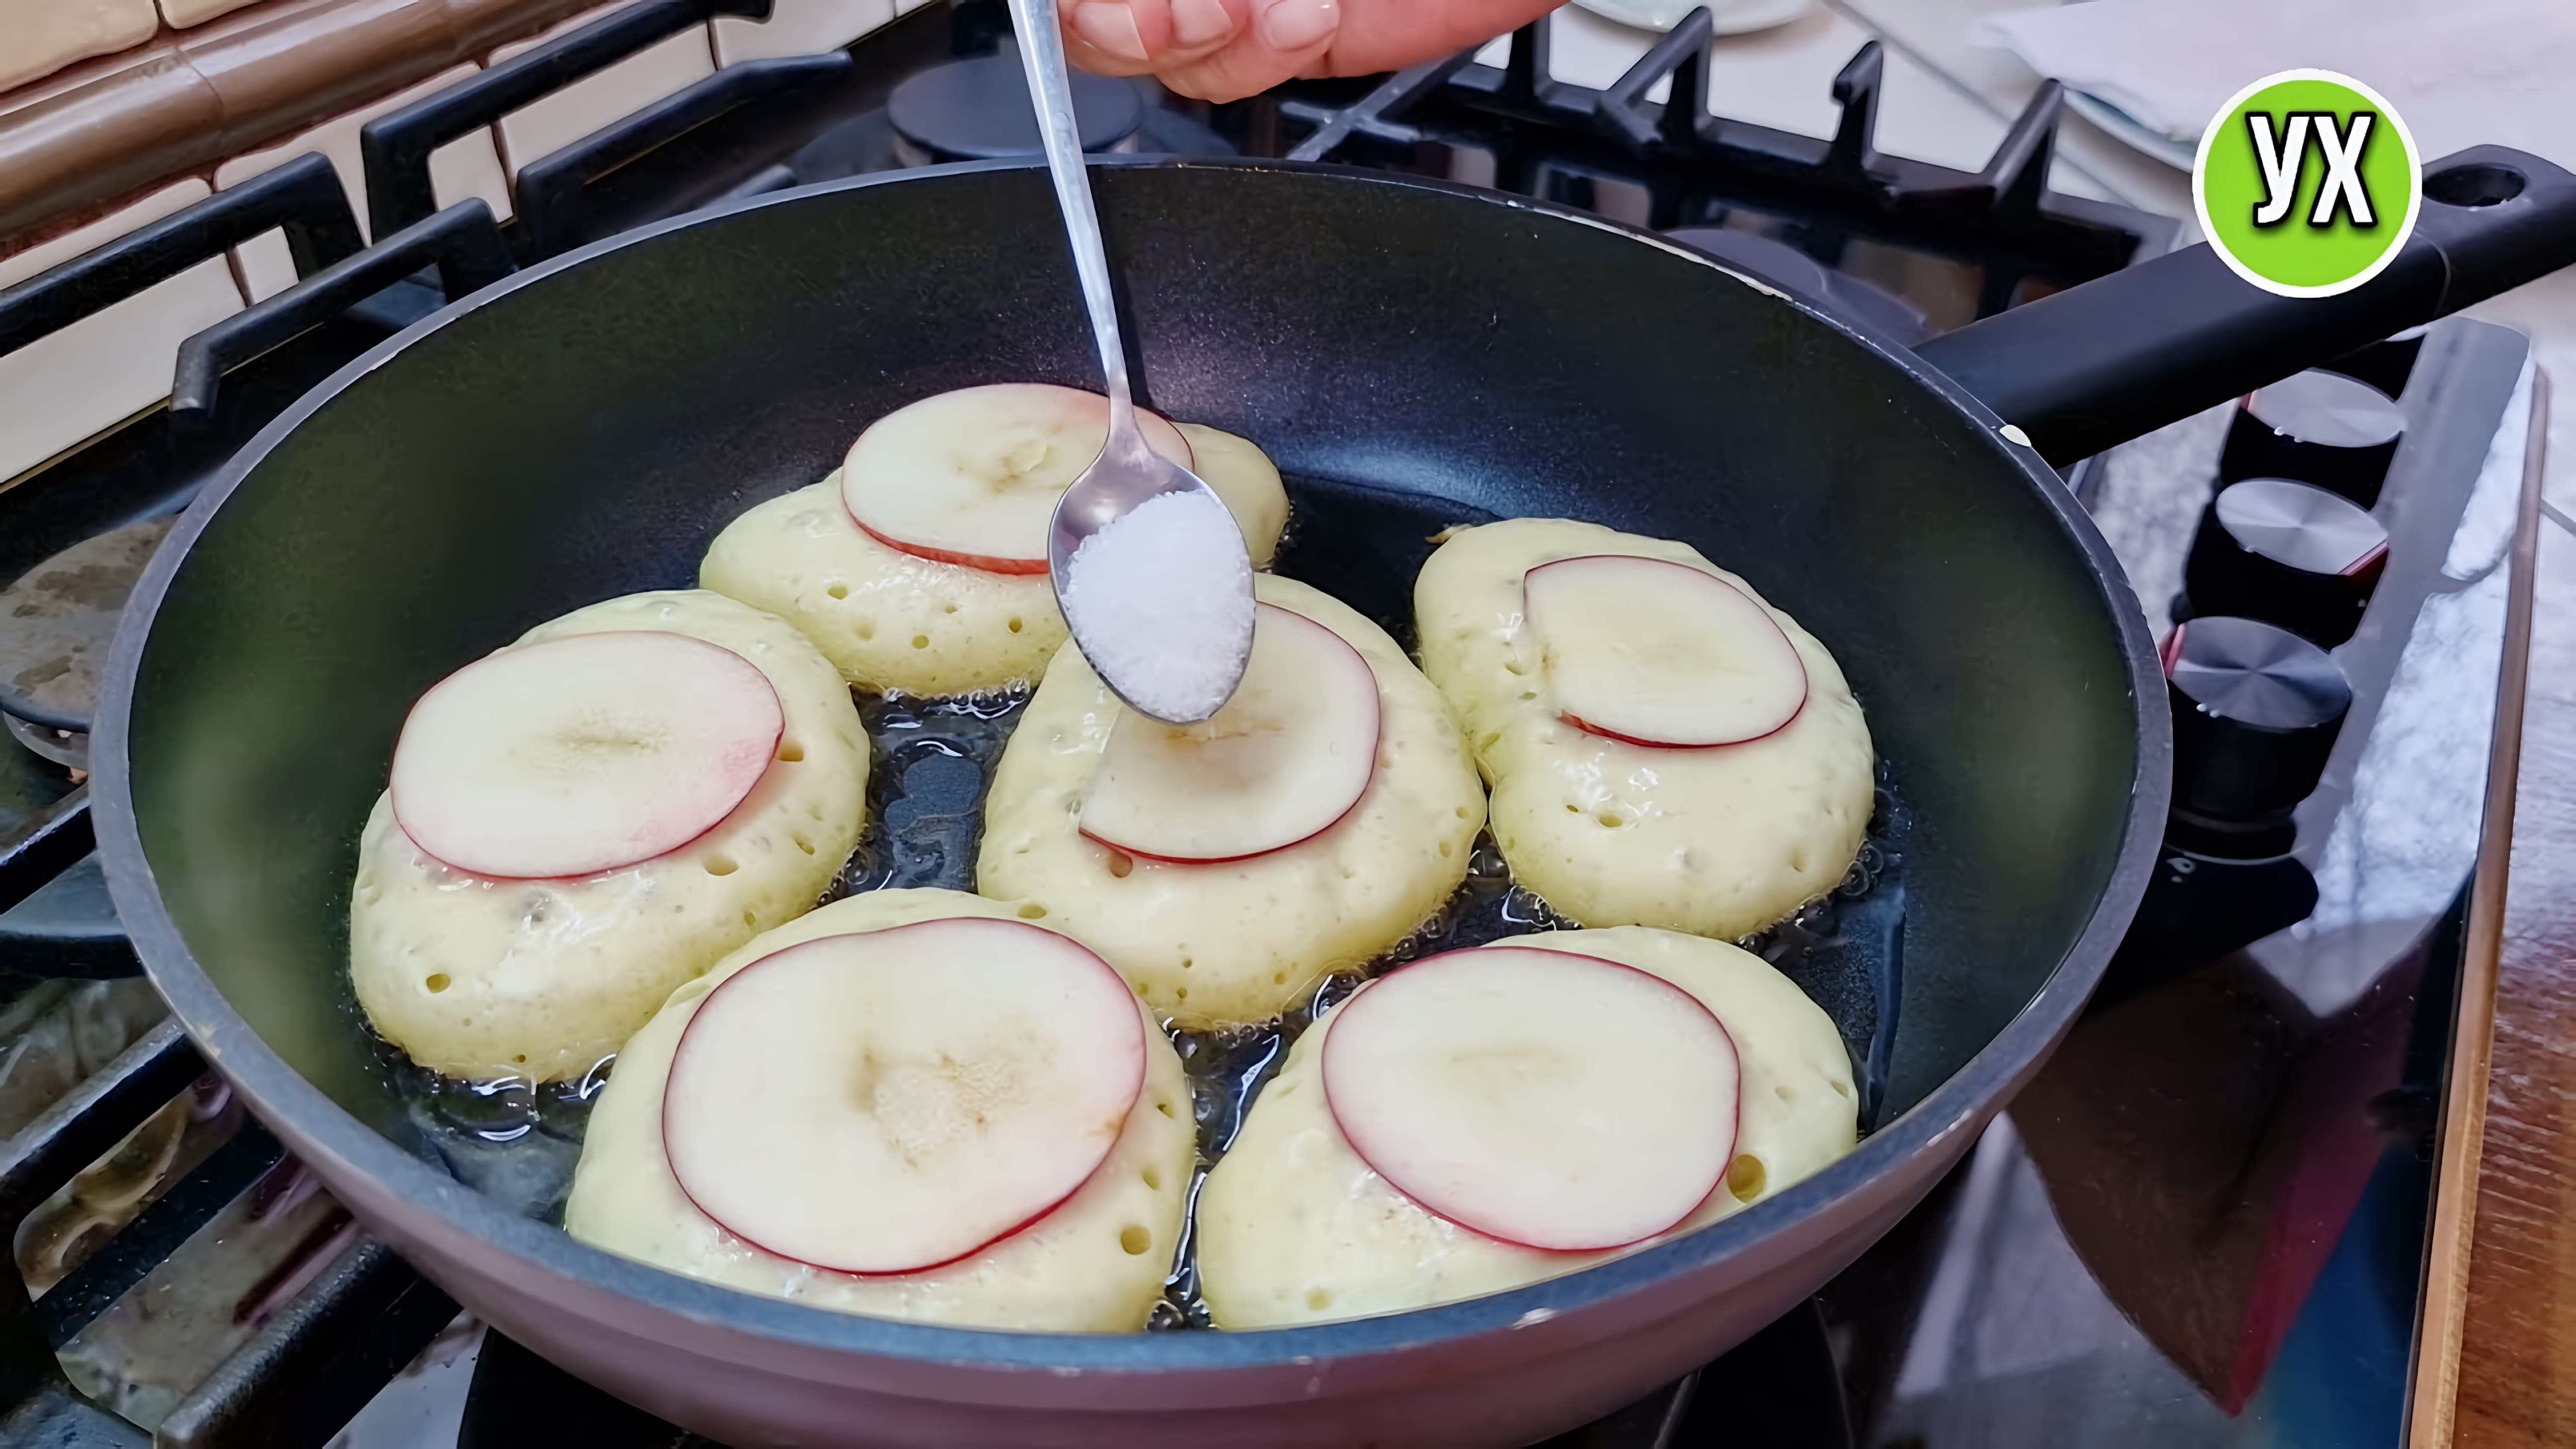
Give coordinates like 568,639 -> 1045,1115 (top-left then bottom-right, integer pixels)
1060,489 -> 1254,722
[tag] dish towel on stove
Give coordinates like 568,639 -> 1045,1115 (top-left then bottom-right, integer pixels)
1973,0 -> 2576,167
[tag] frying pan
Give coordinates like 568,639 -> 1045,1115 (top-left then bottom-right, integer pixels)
86,149 -> 2576,1445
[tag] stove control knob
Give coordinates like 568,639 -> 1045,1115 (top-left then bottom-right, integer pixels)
2322,324 -> 2428,401
2181,478 -> 2388,649
2166,616 -> 2353,857
2219,369 -> 2406,506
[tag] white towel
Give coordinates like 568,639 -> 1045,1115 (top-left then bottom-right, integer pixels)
1974,0 -> 2576,168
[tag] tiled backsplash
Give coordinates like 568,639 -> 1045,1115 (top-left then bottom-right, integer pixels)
711,0 -> 894,64
488,1 -> 718,178
215,62 -> 517,300
1,0 -> 163,94
0,181 -> 248,482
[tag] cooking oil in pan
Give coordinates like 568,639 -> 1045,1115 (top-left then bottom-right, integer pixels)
830,687 -> 1032,899
1144,777 -> 1906,1329
390,685 -> 1905,1293
388,475 -> 1909,1306
383,685 -> 1033,1222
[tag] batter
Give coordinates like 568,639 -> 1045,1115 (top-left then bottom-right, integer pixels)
699,421 -> 1289,697
1193,926 -> 1858,1328
349,590 -> 867,1083
1415,519 -> 1875,940
978,575 -> 1486,1029
565,889 -> 1196,1332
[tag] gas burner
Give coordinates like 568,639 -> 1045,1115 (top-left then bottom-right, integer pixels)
5,714 -> 84,772
781,49 -> 1235,188
889,53 -> 1141,164
0,514 -> 165,980
0,514 -> 174,766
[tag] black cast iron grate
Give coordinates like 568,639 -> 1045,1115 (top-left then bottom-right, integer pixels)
1244,7 -> 2179,320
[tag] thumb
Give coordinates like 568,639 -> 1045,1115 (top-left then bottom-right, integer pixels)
1160,0 -> 1340,101
1060,0 -> 1251,76
1252,0 -> 1339,52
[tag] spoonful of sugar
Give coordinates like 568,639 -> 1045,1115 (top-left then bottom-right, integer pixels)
1005,0 -> 1255,724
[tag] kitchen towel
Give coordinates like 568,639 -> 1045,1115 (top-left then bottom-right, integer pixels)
1975,0 -> 2575,167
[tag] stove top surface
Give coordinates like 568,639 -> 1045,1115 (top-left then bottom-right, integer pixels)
0,4 -> 2534,1446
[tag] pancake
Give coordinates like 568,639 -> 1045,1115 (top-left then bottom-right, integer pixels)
1414,518 -> 1875,940
1193,926 -> 1857,1328
698,421 -> 1287,697
977,575 -> 1486,1029
564,889 -> 1196,1332
349,590 -> 866,1083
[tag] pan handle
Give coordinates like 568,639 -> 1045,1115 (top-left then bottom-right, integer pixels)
1916,145 -> 2576,465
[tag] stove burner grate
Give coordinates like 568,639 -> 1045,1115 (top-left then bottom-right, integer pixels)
1254,7 -> 2177,323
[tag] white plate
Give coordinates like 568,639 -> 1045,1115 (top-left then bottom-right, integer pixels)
2061,87 -> 2197,171
1571,0 -> 1813,38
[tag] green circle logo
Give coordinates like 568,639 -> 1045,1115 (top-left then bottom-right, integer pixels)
2193,69 -> 2421,298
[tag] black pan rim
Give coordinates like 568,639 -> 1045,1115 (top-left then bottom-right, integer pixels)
92,153 -> 2172,1381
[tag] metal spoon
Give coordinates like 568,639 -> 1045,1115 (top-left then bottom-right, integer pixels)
1005,0 -> 1254,725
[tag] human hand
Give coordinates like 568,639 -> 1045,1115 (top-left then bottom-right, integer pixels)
1058,0 -> 1562,104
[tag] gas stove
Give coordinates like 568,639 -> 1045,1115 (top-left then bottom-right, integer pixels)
0,3 -> 2533,1446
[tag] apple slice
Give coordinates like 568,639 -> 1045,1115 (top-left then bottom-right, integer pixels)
843,383 -> 1192,574
1321,945 -> 1739,1251
390,630 -> 782,879
1078,603 -> 1381,863
662,917 -> 1147,1274
1524,554 -> 1808,748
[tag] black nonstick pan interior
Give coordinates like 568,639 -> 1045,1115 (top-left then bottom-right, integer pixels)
112,154 -> 2143,1308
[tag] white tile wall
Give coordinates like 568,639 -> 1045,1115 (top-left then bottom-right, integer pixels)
157,0 -> 264,27
711,0 -> 895,66
0,0 -> 160,92
0,182 -> 247,483
215,65 -> 517,302
488,2 -> 716,178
